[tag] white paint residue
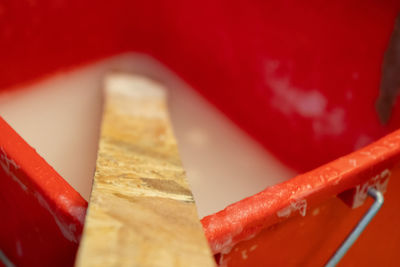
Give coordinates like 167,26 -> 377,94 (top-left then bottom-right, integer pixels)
59,195 -> 86,225
207,215 -> 245,255
0,150 -> 28,194
381,169 -> 391,178
312,108 -> 345,136
349,159 -> 358,167
276,205 -> 292,218
359,150 -> 377,160
265,61 -> 346,137
269,78 -> 326,118
218,253 -> 230,267
249,244 -> 258,252
312,208 -> 320,216
69,206 -> 86,225
0,161 -> 28,191
34,192 -> 79,243
0,148 -> 27,192
0,250 -> 15,267
352,169 -> 391,208
0,150 -> 82,243
15,241 -> 22,257
277,198 -> 307,218
0,147 -> 19,169
217,236 -> 234,255
383,140 -> 398,148
241,249 -> 248,260
354,135 -> 373,150
217,223 -> 244,255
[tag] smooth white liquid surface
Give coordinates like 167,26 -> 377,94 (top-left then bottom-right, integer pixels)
0,53 -> 295,217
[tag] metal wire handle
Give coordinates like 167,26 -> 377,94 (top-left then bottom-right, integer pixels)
326,188 -> 384,267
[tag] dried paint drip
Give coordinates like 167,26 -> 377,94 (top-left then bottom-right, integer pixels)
277,199 -> 307,218
352,169 -> 391,208
34,192 -> 81,243
0,147 -> 84,243
0,147 -> 26,191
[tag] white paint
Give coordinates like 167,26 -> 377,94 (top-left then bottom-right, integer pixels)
34,191 -> 79,243
359,150 -> 378,160
311,208 -> 320,216
312,108 -> 345,136
249,244 -> 258,252
0,53 -> 295,218
352,169 -> 391,208
58,195 -> 86,225
276,205 -> 292,218
277,198 -> 307,218
383,139 -> 399,148
265,60 -> 346,137
0,148 -> 19,169
349,159 -> 358,167
241,249 -> 248,260
218,254 -> 230,267
354,134 -> 373,150
268,76 -> 326,118
0,161 -> 27,192
206,214 -> 244,254
15,241 -> 22,257
0,148 -> 27,191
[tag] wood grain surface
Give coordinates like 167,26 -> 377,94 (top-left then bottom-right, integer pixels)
75,73 -> 215,267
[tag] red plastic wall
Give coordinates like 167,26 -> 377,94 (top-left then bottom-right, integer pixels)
1,0 -> 400,173
1,1 -> 400,266
0,118 -> 87,266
